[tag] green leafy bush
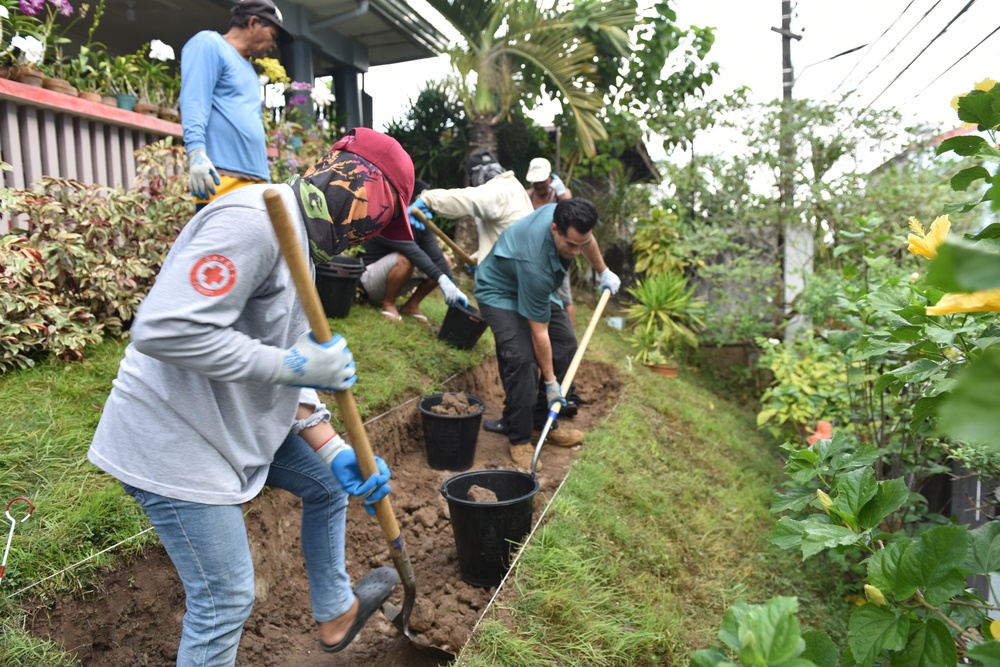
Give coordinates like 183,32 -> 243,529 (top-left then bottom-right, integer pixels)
0,140 -> 190,372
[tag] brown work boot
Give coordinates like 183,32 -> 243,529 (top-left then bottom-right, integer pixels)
534,427 -> 584,448
510,444 -> 541,471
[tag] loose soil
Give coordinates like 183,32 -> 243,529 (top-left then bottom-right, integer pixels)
428,392 -> 481,416
27,358 -> 623,666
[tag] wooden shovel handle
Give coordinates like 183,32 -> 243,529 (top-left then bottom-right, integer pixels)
264,188 -> 404,553
409,207 -> 478,266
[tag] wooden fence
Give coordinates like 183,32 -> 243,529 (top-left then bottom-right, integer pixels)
0,78 -> 183,233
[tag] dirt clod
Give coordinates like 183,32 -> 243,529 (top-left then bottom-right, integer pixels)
429,392 -> 480,416
465,485 -> 498,503
27,359 -> 622,667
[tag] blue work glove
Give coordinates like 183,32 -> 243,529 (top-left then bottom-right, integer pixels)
597,267 -> 621,295
551,173 -> 568,197
465,264 -> 477,275
437,275 -> 469,307
331,447 -> 392,515
188,148 -> 220,200
407,197 -> 432,230
544,379 -> 566,409
273,331 -> 357,391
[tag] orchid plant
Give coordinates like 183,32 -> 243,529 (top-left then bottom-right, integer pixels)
133,39 -> 176,106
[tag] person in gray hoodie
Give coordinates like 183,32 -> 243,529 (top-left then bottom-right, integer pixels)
88,128 -> 414,666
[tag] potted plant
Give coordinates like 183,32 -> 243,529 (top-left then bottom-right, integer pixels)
623,270 -> 705,375
106,53 -> 139,110
133,40 -> 176,117
64,44 -> 104,102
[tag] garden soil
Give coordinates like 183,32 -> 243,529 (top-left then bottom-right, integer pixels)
27,359 -> 623,667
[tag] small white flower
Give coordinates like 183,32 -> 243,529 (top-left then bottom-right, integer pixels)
310,84 -> 335,107
259,74 -> 270,85
910,272 -> 920,284
149,39 -> 175,62
12,35 -> 44,65
0,6 -> 9,17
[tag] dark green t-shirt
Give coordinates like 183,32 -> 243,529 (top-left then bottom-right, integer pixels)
473,204 -> 568,322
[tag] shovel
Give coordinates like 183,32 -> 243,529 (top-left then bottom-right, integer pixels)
531,287 -> 613,475
409,207 -> 478,267
264,189 -> 454,661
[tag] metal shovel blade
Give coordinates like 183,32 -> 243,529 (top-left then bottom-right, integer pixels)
381,601 -> 455,660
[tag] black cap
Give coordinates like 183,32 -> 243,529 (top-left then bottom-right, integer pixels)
233,0 -> 294,43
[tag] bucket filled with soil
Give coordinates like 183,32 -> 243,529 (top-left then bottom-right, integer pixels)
418,392 -> 486,471
440,469 -> 539,587
438,302 -> 488,350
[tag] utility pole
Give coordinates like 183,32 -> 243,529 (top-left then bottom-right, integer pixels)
770,1 -> 801,340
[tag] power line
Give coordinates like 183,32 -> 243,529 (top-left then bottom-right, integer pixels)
911,23 -> 1000,101
846,0 -> 945,95
863,0 -> 978,110
832,0 -> 919,94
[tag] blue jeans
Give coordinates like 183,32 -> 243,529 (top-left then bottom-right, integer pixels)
122,434 -> 352,667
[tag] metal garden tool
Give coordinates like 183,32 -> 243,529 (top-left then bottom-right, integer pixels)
264,189 -> 454,661
409,207 -> 477,267
531,288 -> 613,475
1,497 -> 33,586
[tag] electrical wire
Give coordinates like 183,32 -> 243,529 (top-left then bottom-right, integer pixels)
911,23 -> 1000,100
845,0 -> 945,96
863,0 -> 978,110
832,0 -> 919,94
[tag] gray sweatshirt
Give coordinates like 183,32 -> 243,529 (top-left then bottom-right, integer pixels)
88,184 -> 325,505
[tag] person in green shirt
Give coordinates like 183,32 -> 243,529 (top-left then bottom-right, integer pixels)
473,198 -> 606,469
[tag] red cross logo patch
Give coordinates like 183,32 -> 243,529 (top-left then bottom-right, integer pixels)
190,254 -> 237,297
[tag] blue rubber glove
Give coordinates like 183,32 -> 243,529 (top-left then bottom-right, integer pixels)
188,148 -> 220,200
438,275 -> 469,307
465,264 -> 477,275
408,197 -> 432,230
597,268 -> 621,295
550,173 -> 567,197
544,379 -> 566,409
331,448 -> 392,515
272,332 -> 357,391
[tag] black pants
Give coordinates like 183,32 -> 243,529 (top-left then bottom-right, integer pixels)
479,302 -> 577,445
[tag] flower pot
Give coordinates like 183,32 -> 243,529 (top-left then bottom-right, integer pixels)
42,77 -> 74,95
114,94 -> 137,111
13,68 -> 44,87
0,66 -> 11,79
101,95 -> 118,107
649,363 -> 679,377
133,101 -> 159,117
157,106 -> 180,123
78,91 -> 103,103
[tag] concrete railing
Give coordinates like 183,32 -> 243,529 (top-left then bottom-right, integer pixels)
0,78 -> 183,233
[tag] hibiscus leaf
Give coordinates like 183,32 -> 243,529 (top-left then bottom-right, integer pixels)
936,135 -> 988,156
926,239 -> 1000,292
951,166 -> 992,191
938,347 -> 1000,447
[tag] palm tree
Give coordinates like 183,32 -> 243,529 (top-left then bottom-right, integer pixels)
425,0 -> 635,158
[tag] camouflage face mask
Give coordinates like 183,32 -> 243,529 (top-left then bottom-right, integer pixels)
287,149 -> 399,265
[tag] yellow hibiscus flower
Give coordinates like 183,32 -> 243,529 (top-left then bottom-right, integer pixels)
927,289 -> 1000,316
907,215 -> 951,260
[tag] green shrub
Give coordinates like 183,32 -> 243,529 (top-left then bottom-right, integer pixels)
0,139 -> 190,372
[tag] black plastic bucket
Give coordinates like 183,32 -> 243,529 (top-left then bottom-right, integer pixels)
440,469 -> 539,587
418,393 -> 485,471
438,302 -> 488,350
315,257 -> 364,319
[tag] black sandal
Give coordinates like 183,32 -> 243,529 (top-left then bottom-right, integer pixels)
318,566 -> 400,653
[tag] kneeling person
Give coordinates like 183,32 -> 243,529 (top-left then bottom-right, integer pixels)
474,199 -> 598,469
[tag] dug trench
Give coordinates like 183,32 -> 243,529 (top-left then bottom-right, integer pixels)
28,358 -> 624,666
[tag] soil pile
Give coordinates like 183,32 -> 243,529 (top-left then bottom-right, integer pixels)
27,359 -> 623,667
429,392 -> 480,416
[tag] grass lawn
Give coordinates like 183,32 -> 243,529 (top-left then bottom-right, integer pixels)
0,296 -> 851,665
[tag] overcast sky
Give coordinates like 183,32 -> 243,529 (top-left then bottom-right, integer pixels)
364,0 -> 999,161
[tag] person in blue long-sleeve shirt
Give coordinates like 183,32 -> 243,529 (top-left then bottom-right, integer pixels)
180,0 -> 292,209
